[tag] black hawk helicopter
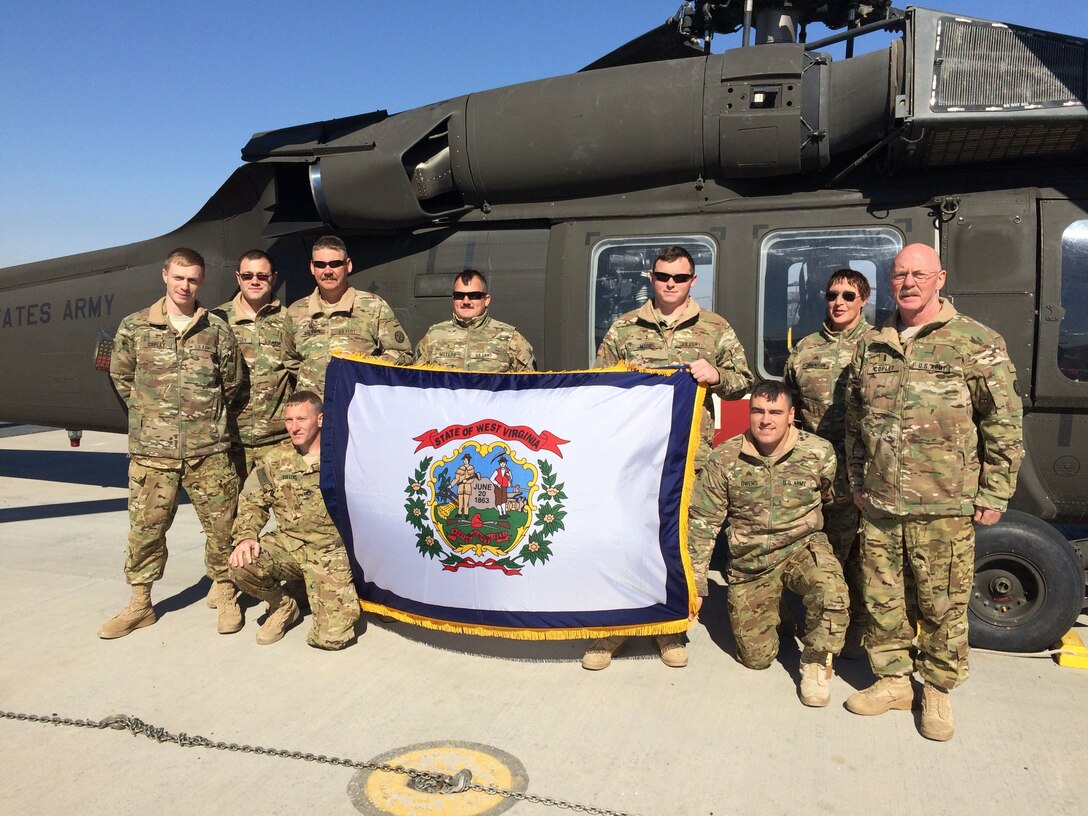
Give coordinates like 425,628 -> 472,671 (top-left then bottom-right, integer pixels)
1,0 -> 1085,652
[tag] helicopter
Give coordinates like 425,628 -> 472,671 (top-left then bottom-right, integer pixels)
1,0 -> 1085,654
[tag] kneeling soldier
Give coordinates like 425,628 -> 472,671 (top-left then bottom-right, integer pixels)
228,391 -> 360,649
688,381 -> 849,706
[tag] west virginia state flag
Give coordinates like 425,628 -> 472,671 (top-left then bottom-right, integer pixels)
321,357 -> 702,639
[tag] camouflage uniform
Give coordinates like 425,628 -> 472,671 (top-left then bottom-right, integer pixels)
230,443 -> 360,649
784,318 -> 870,637
846,298 -> 1023,689
596,298 -> 753,467
110,297 -> 242,584
214,294 -> 293,476
415,311 -> 535,372
688,427 -> 849,668
284,287 -> 412,397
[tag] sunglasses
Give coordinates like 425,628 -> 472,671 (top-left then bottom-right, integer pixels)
452,291 -> 487,301
238,272 -> 272,282
825,290 -> 859,302
312,259 -> 347,269
652,271 -> 694,283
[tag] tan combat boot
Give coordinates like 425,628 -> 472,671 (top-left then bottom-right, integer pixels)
98,584 -> 156,639
204,582 -> 217,609
214,580 -> 243,634
654,634 -> 688,668
581,636 -> 627,670
920,682 -> 955,741
845,675 -> 914,715
256,590 -> 300,646
799,657 -> 833,707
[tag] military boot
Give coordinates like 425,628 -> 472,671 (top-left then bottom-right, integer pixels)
799,657 -> 833,707
845,675 -> 914,715
214,580 -> 243,634
581,636 -> 627,670
920,682 -> 955,741
204,582 -> 217,609
98,584 -> 156,639
654,634 -> 688,668
256,590 -> 300,646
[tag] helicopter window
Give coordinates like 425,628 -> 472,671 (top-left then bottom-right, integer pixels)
757,227 -> 902,379
589,236 -> 716,361
1059,220 -> 1088,382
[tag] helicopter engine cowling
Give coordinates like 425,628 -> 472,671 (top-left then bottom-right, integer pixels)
260,44 -> 895,230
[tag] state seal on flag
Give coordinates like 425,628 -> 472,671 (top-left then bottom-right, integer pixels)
403,420 -> 568,575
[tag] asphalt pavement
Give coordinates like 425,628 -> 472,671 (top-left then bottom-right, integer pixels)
1,428 -> 1085,816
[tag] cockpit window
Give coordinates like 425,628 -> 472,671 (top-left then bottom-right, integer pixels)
589,236 -> 716,362
1059,220 -> 1088,381
758,227 -> 903,379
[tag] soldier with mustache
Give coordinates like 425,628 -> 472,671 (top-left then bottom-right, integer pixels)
844,243 -> 1023,741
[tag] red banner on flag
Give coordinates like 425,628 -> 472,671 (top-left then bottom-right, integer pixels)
413,419 -> 569,456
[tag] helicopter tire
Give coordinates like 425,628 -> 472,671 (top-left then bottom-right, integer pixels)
968,511 -> 1086,653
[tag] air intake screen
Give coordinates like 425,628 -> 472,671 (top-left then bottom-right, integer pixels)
933,18 -> 1087,111
923,123 -> 1088,165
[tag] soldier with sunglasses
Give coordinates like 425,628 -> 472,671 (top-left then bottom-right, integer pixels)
584,245 -> 753,671
213,250 -> 294,478
415,269 -> 535,372
783,268 -> 871,658
284,235 -> 413,397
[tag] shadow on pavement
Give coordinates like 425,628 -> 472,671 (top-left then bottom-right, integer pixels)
0,497 -> 129,523
156,577 -> 214,617
0,449 -> 128,488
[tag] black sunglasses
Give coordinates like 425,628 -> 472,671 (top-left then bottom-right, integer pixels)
238,272 -> 273,282
825,290 -> 859,302
312,259 -> 347,269
652,271 -> 694,283
452,291 -> 487,301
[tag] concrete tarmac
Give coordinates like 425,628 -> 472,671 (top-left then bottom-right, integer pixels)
1,427 -> 1085,816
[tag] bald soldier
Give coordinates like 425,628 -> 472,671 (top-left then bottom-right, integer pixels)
415,269 -> 535,372
845,243 -> 1023,741
284,235 -> 413,397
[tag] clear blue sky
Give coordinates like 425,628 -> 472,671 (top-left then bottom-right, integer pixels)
1,1 -> 1084,268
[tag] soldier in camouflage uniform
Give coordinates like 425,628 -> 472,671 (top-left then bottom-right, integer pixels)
100,248 -> 244,639
688,381 -> 849,706
583,245 -> 753,671
844,243 -> 1023,741
784,268 -> 871,656
415,269 -> 535,372
229,391 -> 360,649
214,249 -> 294,477
284,235 -> 413,398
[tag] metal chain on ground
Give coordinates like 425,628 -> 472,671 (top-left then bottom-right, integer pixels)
0,710 -> 639,816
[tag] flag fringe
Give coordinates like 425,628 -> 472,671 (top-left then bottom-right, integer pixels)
679,383 -> 705,617
360,602 -> 690,640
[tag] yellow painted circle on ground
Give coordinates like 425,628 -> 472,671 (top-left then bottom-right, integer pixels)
348,741 -> 528,816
